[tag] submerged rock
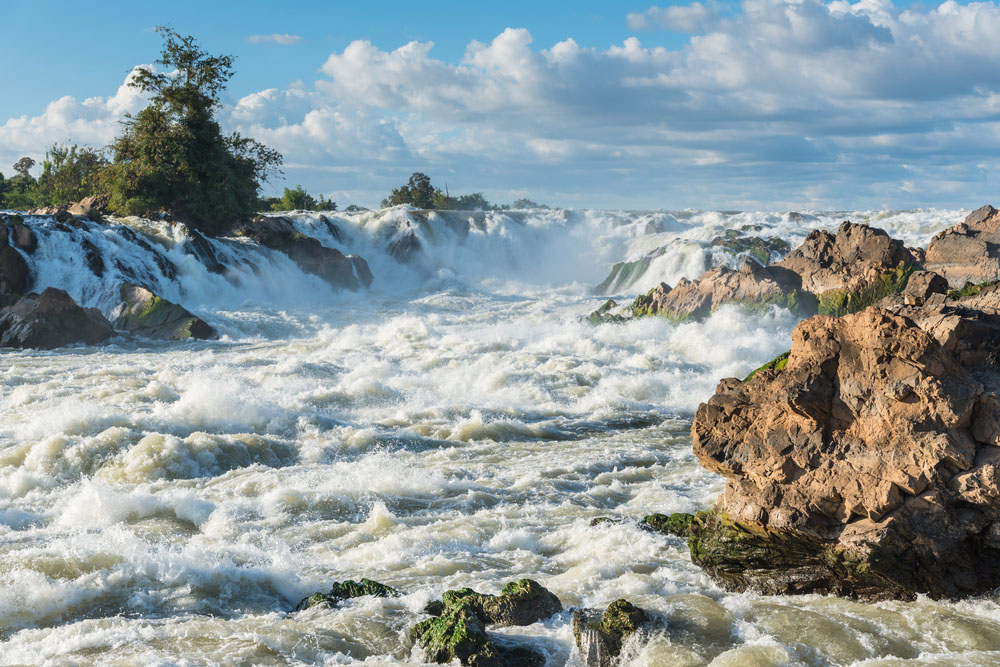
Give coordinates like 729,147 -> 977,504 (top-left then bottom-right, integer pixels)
925,204 -> 1000,286
586,299 -> 626,324
640,512 -> 694,537
0,241 -> 30,304
690,296 -> 1000,600
294,578 -> 401,611
572,599 -> 648,667
412,579 -> 559,666
0,288 -> 113,349
710,230 -> 790,266
182,229 -> 225,275
111,284 -> 216,340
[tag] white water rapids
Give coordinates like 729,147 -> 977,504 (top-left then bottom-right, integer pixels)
2,206 -> 1000,665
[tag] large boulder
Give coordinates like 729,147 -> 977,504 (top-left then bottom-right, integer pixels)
67,195 -> 106,220
235,216 -> 365,291
110,284 -> 216,340
572,599 -> 648,667
631,261 -> 810,320
925,204 -> 1000,287
0,239 -> 30,305
0,288 -> 114,349
690,293 -> 1000,600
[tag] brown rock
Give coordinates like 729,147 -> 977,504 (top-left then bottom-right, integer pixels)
775,221 -> 917,295
0,245 -> 30,302
111,283 -> 216,340
925,205 -> 1000,286
901,270 -> 948,305
235,216 -> 365,291
0,288 -> 113,349
690,297 -> 1000,599
67,195 -> 106,220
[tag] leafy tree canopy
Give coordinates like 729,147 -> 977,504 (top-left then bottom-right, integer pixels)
103,27 -> 282,233
261,185 -> 337,212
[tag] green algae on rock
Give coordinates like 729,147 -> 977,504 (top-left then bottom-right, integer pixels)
585,299 -> 626,325
815,263 -> 915,317
742,350 -> 790,382
294,578 -> 401,611
111,283 -> 216,340
687,509 -> 906,600
640,512 -> 694,537
572,599 -> 648,667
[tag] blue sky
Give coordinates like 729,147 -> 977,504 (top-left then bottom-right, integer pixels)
2,0 -> 999,210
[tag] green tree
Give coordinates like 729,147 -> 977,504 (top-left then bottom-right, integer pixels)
382,172 -> 436,209
37,144 -> 107,205
266,185 -> 337,211
104,27 -> 282,234
1,157 -> 43,210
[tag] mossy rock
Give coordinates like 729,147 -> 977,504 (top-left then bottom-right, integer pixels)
439,579 -> 562,627
411,605 -> 499,666
586,299 -> 627,325
816,262 -> 915,317
640,512 -> 694,537
572,599 -> 648,667
295,577 -> 401,611
743,351 -> 790,382
948,280 -> 997,300
111,283 -> 216,340
711,231 -> 790,266
687,509 -> 906,599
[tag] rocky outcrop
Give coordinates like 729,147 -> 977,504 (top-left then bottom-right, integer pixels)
0,288 -> 114,349
0,221 -> 30,304
110,284 -> 216,340
572,599 -> 648,667
925,204 -> 1000,287
711,230 -> 790,266
294,578 -> 400,611
67,195 -> 106,220
690,291 -> 1000,600
411,579 -> 558,666
630,261 -> 810,320
235,216 -> 366,291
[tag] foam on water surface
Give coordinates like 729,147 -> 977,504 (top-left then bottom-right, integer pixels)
3,206 -> 998,665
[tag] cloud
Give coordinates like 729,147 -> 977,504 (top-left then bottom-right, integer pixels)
7,1 -> 1000,208
627,3 -> 718,32
247,33 -> 302,45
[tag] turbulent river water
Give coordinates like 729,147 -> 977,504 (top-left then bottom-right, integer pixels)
2,206 -> 1000,666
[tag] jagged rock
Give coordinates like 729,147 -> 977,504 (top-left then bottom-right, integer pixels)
572,599 -> 647,667
294,578 -> 400,611
925,204 -> 1000,286
413,580 -> 560,666
775,221 -> 917,297
0,288 -> 113,349
902,270 -> 948,305
586,299 -> 626,324
690,298 -> 1000,600
67,195 -> 106,220
319,214 -> 342,242
388,226 -> 421,264
81,239 -> 104,278
640,512 -> 694,537
117,227 -> 177,280
182,229 -> 225,275
348,254 -> 374,288
111,284 -> 216,340
236,216 -> 363,290
631,261 -> 810,320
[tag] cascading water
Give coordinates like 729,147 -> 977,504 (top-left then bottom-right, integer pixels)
3,205 -> 998,666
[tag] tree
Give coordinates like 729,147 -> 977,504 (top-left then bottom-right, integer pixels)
103,27 -> 282,233
12,157 -> 35,180
265,185 -> 337,211
382,172 -> 436,208
37,144 -> 107,205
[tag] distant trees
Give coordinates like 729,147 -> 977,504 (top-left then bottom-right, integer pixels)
260,185 -> 337,211
38,145 -> 108,206
380,172 -> 549,211
383,172 -> 436,209
102,27 -> 282,233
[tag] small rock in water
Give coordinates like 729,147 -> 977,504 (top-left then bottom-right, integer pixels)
572,599 -> 648,667
294,577 -> 401,611
639,512 -> 694,537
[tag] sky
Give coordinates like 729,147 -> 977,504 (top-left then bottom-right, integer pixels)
2,0 -> 1000,211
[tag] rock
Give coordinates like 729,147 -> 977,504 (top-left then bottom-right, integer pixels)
182,229 -> 225,275
440,579 -> 562,627
902,270 -> 948,305
710,230 -> 790,266
10,223 -> 37,254
594,251 -> 663,295
81,239 -> 104,277
742,350 -> 790,382
294,578 -> 400,611
411,606 -> 500,666
67,195 -> 105,220
776,221 -> 917,298
0,288 -> 113,349
925,205 -> 1000,286
235,216 -> 363,290
690,298 -> 1000,599
640,513 -> 694,537
631,261 -> 811,320
348,254 -> 374,288
586,299 -> 626,325
572,599 -> 647,667
117,227 -> 177,280
110,284 -> 216,340
0,245 -> 30,303
319,214 -> 343,242
412,580 -> 556,667
388,226 -> 421,263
